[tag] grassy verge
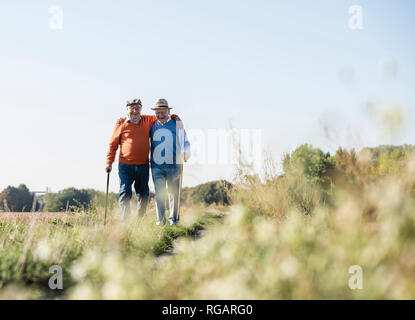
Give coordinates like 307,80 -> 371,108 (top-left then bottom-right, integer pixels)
0,208 -> 224,299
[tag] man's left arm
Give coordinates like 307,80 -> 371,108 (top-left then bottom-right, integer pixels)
178,127 -> 191,162
171,114 -> 184,129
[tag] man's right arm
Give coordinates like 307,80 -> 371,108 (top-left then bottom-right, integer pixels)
106,123 -> 122,172
116,117 -> 127,125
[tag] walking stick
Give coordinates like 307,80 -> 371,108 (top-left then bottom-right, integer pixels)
177,161 -> 184,221
104,172 -> 110,226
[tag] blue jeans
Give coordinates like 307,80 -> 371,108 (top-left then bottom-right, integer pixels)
151,165 -> 181,225
118,163 -> 149,220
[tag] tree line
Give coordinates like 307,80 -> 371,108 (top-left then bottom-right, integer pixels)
1,144 -> 413,213
235,144 -> 415,216
0,180 -> 233,213
0,186 -> 120,213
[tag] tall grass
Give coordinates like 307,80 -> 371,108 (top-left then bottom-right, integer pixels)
0,206 -> 224,299
1,146 -> 414,299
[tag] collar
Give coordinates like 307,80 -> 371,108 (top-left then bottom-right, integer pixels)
127,116 -> 141,124
157,116 -> 171,126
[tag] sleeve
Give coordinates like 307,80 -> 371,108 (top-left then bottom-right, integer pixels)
106,123 -> 122,165
183,129 -> 191,159
178,128 -> 191,160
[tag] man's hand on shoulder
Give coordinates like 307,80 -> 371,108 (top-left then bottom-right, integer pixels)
176,119 -> 184,130
116,117 -> 126,125
171,114 -> 184,130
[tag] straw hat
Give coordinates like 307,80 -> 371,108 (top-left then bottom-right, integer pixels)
152,98 -> 173,110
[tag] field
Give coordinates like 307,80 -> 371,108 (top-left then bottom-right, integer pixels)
1,145 -> 415,299
0,205 -> 226,299
0,212 -> 66,221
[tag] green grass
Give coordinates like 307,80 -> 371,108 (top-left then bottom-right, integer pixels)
0,208 -> 224,299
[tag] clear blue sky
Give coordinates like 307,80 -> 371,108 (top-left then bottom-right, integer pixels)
1,0 -> 414,193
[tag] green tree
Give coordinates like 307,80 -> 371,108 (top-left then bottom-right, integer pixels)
44,188 -> 92,212
182,180 -> 233,206
0,184 -> 33,212
282,144 -> 335,214
283,144 -> 335,184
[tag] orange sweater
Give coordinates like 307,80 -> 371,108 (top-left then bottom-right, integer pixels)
106,115 -> 178,165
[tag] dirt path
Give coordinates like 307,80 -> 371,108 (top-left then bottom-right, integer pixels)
154,210 -> 226,268
154,229 -> 208,269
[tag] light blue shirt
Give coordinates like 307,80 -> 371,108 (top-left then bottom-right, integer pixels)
127,116 -> 141,124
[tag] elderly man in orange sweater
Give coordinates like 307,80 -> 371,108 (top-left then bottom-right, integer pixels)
106,99 -> 181,220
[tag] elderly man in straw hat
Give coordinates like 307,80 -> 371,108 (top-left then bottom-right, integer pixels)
106,98 -> 182,221
150,98 -> 191,225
